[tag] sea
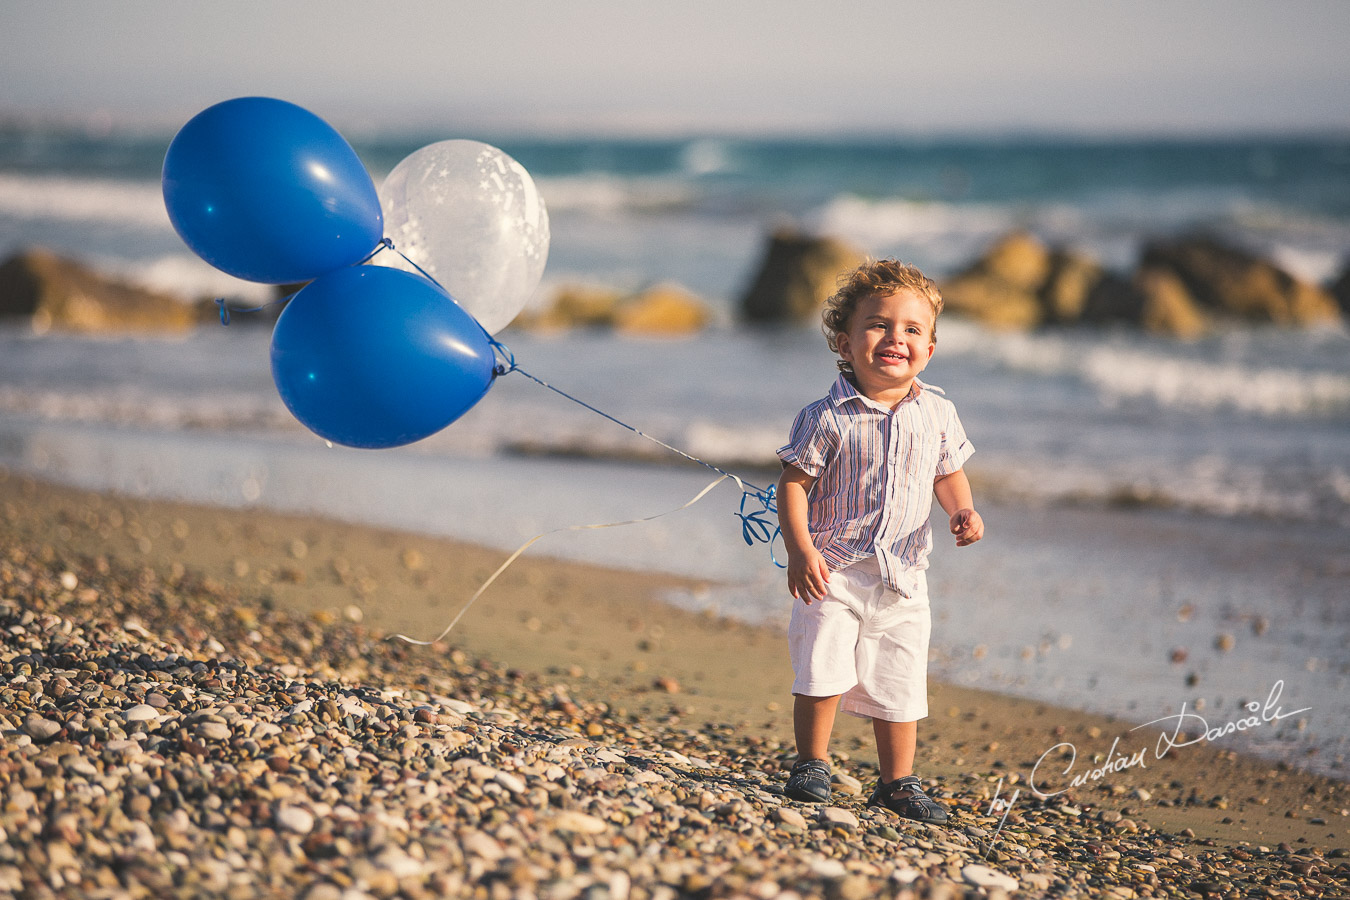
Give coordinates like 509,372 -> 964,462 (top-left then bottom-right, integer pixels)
0,125 -> 1347,780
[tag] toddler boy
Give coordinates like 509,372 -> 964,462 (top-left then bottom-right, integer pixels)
777,259 -> 983,824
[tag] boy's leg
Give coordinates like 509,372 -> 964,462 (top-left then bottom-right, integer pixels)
786,693 -> 840,803
793,693 -> 841,762
873,718 -> 917,782
868,716 -> 947,823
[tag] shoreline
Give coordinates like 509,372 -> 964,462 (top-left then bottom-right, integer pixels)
3,473 -> 1345,855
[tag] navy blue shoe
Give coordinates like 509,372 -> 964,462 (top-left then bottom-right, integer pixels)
785,758 -> 832,803
867,774 -> 949,824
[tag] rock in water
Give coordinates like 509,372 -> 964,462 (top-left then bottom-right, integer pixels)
738,229 -> 866,324
0,248 -> 198,333
615,283 -> 711,335
1134,267 -> 1209,339
1329,262 -> 1350,317
940,231 -> 1049,330
1141,235 -> 1341,326
1041,248 -> 1106,323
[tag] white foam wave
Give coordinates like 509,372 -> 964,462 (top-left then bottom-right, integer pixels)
679,139 -> 734,176
976,453 -> 1350,527
95,253 -> 276,305
0,173 -> 170,231
0,385 -> 291,432
808,194 -> 1016,249
940,322 -> 1350,419
1266,245 -> 1343,285
533,175 -> 695,214
1081,349 -> 1350,418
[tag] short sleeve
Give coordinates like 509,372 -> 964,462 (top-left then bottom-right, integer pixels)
935,403 -> 974,477
777,400 -> 837,478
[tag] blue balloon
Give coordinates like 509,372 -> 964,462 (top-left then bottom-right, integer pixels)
163,97 -> 383,284
270,266 -> 497,448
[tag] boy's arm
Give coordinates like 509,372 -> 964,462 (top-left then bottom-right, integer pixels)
934,468 -> 984,547
777,463 -> 830,603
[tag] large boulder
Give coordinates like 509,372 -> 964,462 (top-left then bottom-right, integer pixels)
0,248 -> 197,333
1330,261 -> 1350,318
738,229 -> 866,324
1081,268 -> 1208,338
1081,272 -> 1145,325
938,273 -> 1044,330
510,282 -> 711,335
1134,267 -> 1209,339
975,230 -> 1052,290
615,283 -> 711,335
1040,248 -> 1106,323
940,231 -> 1050,330
1140,235 -> 1340,326
511,284 -> 622,331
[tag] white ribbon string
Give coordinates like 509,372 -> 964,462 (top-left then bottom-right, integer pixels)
390,475 -> 731,646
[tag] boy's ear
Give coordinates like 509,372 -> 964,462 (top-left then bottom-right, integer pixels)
835,331 -> 853,362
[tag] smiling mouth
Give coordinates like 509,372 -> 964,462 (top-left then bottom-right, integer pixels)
877,351 -> 908,363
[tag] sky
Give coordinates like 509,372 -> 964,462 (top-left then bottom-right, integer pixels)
2,0 -> 1349,137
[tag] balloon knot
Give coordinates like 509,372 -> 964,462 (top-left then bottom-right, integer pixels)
489,339 -> 518,378
215,297 -> 231,326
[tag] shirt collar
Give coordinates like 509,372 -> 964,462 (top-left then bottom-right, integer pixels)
828,373 -> 944,410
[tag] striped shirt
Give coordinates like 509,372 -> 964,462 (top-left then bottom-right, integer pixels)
778,373 -> 974,597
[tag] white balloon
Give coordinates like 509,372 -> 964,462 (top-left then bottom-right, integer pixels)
377,140 -> 549,334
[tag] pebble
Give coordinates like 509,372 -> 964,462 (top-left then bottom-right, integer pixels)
831,771 -> 863,795
196,721 -> 231,741
549,811 -> 608,835
21,715 -> 61,741
0,510 -> 1338,900
819,806 -> 859,828
962,863 -> 1020,891
275,805 -> 314,835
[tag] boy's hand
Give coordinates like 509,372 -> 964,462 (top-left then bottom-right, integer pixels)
949,508 -> 984,547
787,549 -> 831,604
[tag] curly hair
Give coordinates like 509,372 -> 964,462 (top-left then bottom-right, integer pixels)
822,259 -> 943,374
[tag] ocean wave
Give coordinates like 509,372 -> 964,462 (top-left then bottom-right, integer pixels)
0,173 -> 170,230
940,323 -> 1350,419
0,385 -> 292,432
533,174 -> 697,214
103,253 -> 275,305
973,455 -> 1350,528
1081,348 -> 1350,418
679,139 -> 736,176
501,420 -> 784,475
806,195 -> 1017,254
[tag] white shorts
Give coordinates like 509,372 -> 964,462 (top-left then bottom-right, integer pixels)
788,556 -> 930,722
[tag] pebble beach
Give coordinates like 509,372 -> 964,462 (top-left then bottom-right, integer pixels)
2,474 -> 1348,899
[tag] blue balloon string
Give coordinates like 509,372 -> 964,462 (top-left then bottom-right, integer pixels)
372,239 -> 785,567
488,346 -> 784,568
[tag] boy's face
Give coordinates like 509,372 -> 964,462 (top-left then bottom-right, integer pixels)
835,290 -> 936,403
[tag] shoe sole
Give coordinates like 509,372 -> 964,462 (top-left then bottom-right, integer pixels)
866,799 -> 948,824
786,788 -> 830,803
